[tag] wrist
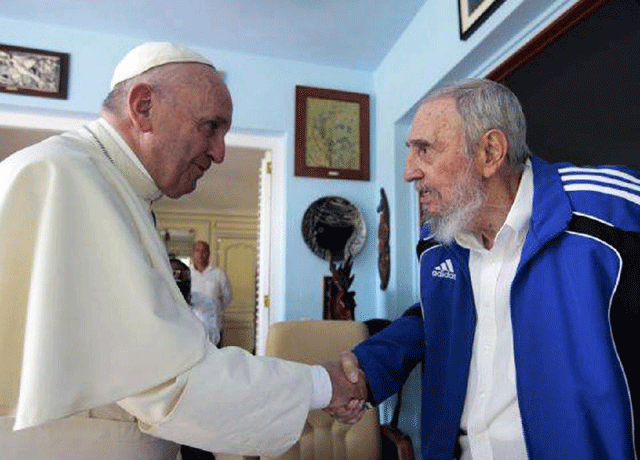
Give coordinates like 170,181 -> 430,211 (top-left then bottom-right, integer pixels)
309,364 -> 332,409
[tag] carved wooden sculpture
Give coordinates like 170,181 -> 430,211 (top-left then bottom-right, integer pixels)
324,255 -> 356,320
377,187 -> 390,290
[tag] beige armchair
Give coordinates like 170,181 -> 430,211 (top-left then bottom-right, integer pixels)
262,320 -> 381,460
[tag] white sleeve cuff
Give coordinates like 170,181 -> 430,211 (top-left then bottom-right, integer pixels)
309,364 -> 332,409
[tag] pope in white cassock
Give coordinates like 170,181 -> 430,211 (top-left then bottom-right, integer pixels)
0,42 -> 364,459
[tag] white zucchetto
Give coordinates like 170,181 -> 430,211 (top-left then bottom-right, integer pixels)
110,42 -> 213,90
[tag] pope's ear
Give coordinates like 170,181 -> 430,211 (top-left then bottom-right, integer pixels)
127,84 -> 154,133
477,129 -> 508,178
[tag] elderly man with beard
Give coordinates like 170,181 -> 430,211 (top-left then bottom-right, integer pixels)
328,79 -> 639,459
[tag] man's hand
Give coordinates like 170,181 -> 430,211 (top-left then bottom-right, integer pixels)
321,350 -> 368,425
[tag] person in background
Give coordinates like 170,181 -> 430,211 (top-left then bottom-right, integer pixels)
190,240 -> 232,345
171,257 -> 221,346
328,78 -> 639,459
0,41 -> 364,460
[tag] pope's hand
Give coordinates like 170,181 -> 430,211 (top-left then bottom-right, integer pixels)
321,350 -> 368,425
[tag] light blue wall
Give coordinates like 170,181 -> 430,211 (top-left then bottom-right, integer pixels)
0,17 -> 378,323
0,1 -> 583,328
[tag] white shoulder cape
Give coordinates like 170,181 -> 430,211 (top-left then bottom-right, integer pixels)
0,120 -> 207,430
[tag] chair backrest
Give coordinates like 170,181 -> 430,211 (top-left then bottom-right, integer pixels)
263,320 -> 381,460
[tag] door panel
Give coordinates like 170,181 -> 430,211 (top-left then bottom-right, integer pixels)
219,238 -> 257,352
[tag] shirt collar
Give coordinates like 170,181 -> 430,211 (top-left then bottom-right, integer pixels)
456,159 -> 533,250
504,159 -> 533,237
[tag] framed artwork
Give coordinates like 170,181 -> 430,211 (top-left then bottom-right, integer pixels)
295,85 -> 369,181
0,44 -> 69,99
459,0 -> 507,40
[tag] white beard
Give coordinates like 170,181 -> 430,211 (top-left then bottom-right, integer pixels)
422,161 -> 486,244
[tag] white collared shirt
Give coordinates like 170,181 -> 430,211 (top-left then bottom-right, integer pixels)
455,160 -> 533,460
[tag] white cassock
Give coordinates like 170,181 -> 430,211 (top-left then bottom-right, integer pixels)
0,119 -> 316,459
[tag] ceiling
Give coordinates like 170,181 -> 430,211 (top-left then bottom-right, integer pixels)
154,145 -> 263,214
1,0 -> 427,71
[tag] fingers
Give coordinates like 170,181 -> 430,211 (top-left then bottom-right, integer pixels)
325,398 -> 366,425
321,350 -> 368,425
321,360 -> 362,407
340,350 -> 360,384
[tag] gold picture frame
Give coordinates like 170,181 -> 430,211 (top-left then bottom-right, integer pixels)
295,85 -> 370,181
0,44 -> 69,99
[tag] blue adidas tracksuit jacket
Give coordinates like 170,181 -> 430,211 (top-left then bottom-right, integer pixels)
353,156 -> 639,459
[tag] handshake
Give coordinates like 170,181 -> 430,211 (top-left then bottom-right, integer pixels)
321,351 -> 368,425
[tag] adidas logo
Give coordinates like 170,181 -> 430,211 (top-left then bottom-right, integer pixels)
432,259 -> 456,280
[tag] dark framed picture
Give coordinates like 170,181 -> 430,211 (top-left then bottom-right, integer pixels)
295,85 -> 369,181
459,0 -> 507,40
0,44 -> 69,99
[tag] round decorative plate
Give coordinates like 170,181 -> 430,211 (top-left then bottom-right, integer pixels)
301,196 -> 366,262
